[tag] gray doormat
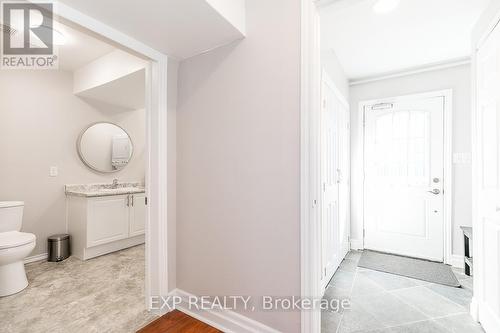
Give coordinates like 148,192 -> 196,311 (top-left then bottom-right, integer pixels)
358,251 -> 461,287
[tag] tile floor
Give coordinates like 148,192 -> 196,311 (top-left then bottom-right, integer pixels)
0,245 -> 158,333
322,251 -> 483,333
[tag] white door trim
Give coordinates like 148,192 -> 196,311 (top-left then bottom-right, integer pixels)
356,89 -> 453,264
300,0 -> 322,332
471,7 -> 500,328
56,3 -> 170,307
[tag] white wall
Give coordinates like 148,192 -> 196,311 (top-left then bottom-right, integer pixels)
472,0 -> 500,45
73,49 -> 147,93
0,70 -> 145,256
205,0 -> 246,35
322,49 -> 349,100
176,0 -> 301,331
349,64 -> 472,259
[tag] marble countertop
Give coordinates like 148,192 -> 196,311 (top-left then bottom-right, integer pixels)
65,182 -> 145,198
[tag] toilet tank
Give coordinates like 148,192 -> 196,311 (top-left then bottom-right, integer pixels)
0,202 -> 24,232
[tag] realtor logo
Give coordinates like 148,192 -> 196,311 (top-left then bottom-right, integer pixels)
1,1 -> 58,69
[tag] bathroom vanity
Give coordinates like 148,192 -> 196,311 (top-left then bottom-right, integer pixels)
65,182 -> 146,260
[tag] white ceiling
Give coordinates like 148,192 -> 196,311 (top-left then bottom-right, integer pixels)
58,0 -> 245,59
320,0 -> 490,80
56,22 -> 115,71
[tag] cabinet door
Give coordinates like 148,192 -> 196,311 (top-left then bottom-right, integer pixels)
129,194 -> 146,237
87,195 -> 129,247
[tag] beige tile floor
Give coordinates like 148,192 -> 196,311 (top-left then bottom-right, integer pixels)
0,245 -> 158,333
322,251 -> 483,333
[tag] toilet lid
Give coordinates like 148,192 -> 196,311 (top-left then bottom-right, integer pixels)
0,231 -> 36,249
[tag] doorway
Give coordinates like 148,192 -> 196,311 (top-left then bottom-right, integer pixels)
302,0 -> 492,331
0,17 -> 156,330
55,2 -> 171,310
360,91 -> 453,262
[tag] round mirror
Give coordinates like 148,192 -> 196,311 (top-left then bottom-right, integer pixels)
77,122 -> 133,173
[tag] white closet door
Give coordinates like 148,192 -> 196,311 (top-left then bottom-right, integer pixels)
320,78 -> 340,289
320,73 -> 350,290
474,20 -> 500,332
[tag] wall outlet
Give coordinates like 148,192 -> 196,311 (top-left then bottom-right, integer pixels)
49,166 -> 58,177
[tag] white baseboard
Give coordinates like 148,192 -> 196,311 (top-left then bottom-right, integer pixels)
24,253 -> 48,264
170,289 -> 280,333
350,239 -> 363,250
449,254 -> 465,269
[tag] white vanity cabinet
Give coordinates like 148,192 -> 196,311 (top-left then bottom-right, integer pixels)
67,192 -> 145,260
129,193 -> 146,237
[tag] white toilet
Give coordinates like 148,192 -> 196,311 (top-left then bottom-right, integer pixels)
0,201 -> 36,297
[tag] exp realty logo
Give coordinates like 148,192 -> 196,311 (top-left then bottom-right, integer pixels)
1,1 -> 58,69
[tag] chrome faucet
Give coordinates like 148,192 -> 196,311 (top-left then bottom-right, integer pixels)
112,179 -> 119,189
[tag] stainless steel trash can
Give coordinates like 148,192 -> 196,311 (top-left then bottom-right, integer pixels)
48,234 -> 70,262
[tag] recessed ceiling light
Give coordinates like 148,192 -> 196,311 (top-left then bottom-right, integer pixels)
373,0 -> 400,14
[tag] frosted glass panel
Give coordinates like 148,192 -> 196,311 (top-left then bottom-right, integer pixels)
374,110 -> 429,186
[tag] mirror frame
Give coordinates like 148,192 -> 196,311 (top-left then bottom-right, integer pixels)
76,121 -> 134,174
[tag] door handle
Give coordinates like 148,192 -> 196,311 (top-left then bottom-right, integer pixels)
428,189 -> 441,195
126,195 -> 130,207
131,195 -> 134,207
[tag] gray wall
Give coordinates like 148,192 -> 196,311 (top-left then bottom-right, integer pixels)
349,64 -> 472,258
176,0 -> 302,331
0,70 -> 145,256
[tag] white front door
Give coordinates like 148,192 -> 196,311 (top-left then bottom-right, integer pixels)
474,19 -> 500,332
364,97 -> 445,261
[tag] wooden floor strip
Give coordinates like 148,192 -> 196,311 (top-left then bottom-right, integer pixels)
137,310 -> 222,333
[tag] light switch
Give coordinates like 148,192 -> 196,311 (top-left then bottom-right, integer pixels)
49,166 -> 58,177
